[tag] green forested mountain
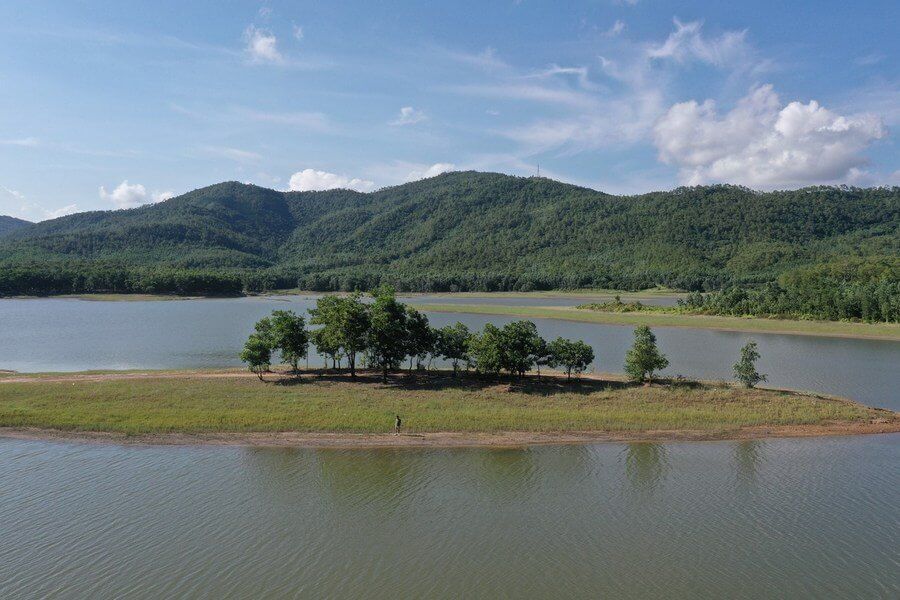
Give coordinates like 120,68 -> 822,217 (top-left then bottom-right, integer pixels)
1,172 -> 897,295
0,216 -> 31,237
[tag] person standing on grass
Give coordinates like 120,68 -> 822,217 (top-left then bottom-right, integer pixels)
394,415 -> 402,435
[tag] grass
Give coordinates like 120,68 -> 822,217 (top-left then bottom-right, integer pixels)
0,370 -> 882,436
411,303 -> 900,340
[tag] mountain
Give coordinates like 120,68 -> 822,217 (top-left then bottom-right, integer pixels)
0,216 -> 31,237
0,172 -> 897,295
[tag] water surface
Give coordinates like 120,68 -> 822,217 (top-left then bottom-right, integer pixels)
0,436 -> 896,599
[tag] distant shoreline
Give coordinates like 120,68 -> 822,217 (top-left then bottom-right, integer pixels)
411,303 -> 900,341
0,369 -> 895,447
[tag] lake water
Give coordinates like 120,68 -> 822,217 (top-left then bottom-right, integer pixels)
0,436 -> 897,599
1,296 -> 897,410
1,297 -> 898,598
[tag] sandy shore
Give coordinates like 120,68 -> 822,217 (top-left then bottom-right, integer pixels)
1,421 -> 897,449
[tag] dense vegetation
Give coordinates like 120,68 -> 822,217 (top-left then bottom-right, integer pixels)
577,258 -> 900,322
244,289 -> 600,382
0,173 -> 896,299
0,216 -> 30,237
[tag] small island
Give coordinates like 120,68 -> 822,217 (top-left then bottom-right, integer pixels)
0,368 -> 895,447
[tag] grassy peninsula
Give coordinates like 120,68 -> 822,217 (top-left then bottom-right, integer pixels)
412,303 -> 900,340
0,369 -> 895,446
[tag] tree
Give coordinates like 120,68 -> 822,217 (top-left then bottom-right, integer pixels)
309,292 -> 370,377
733,340 -> 767,388
499,320 -> 545,377
366,286 -> 409,382
311,327 -> 342,369
404,307 -> 435,370
547,337 -> 595,380
268,310 -> 310,375
624,325 -> 668,384
436,322 -> 471,376
468,323 -> 504,376
240,334 -> 271,380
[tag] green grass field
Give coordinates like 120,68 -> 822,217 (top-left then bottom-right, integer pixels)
0,370 -> 882,436
412,303 -> 900,340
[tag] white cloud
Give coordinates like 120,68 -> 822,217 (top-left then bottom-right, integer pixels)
200,145 -> 263,163
99,181 -> 175,209
0,137 -> 40,147
44,204 -> 78,219
243,25 -> 282,63
404,163 -> 455,182
293,24 -> 304,40
604,20 -> 626,36
647,19 -> 751,68
288,169 -> 375,192
653,84 -> 887,188
390,106 -> 427,126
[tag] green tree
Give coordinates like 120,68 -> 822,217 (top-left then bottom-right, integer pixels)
624,325 -> 669,384
436,322 -> 471,376
404,307 -> 435,370
309,292 -> 370,377
547,337 -> 595,380
499,320 -> 546,377
240,334 -> 271,380
268,310 -> 309,375
366,286 -> 409,382
733,340 -> 767,388
311,327 -> 342,369
468,323 -> 505,376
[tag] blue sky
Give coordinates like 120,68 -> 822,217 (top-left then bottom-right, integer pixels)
1,0 -> 897,220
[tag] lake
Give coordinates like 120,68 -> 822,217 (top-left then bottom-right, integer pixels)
0,436 -> 897,598
0,296 -> 897,410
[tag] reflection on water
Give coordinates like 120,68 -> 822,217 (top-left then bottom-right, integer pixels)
733,440 -> 764,489
623,443 -> 670,497
1,436 -> 897,598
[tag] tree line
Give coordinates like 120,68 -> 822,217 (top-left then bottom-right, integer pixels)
241,288 -> 767,388
678,258 -> 900,322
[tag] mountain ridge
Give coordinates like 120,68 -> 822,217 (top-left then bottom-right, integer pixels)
1,171 -> 897,294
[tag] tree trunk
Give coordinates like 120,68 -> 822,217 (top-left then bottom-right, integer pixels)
349,353 -> 356,378
382,366 -> 388,383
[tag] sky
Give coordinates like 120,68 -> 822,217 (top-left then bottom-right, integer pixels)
0,0 -> 897,221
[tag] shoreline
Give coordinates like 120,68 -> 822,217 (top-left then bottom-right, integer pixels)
2,422 -> 897,448
412,303 -> 900,341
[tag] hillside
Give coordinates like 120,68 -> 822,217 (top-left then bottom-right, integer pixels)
0,216 -> 31,237
0,172 -> 897,295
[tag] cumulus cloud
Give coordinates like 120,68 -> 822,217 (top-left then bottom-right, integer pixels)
99,181 -> 175,209
647,18 -> 750,68
288,169 -> 375,192
404,163 -> 455,182
243,25 -> 282,63
390,106 -> 427,126
653,84 -> 887,188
